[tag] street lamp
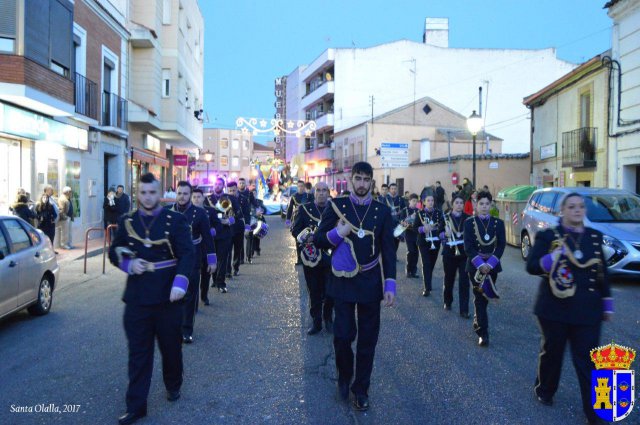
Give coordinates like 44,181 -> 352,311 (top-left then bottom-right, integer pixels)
203,150 -> 213,184
466,110 -> 483,189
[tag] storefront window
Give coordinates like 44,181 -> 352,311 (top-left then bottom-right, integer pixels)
65,161 -> 81,218
47,159 -> 59,195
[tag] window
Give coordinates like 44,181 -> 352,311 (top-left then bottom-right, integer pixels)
231,156 -> 239,167
162,69 -> 170,98
536,192 -> 558,214
220,139 -> 228,149
243,139 -> 249,150
0,228 -> 8,257
4,219 -> 32,253
242,156 -> 249,166
21,221 -> 41,245
580,90 -> 591,128
220,156 -> 228,167
232,139 -> 239,150
162,0 -> 171,24
0,0 -> 16,53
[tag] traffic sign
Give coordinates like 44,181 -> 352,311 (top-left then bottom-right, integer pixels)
380,142 -> 409,168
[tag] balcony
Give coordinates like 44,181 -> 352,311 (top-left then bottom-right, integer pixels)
315,112 -> 334,131
74,72 -> 98,120
305,145 -> 333,162
340,154 -> 363,171
102,91 -> 128,132
562,127 -> 597,168
301,81 -> 334,110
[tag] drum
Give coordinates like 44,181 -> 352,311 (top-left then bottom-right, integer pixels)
253,220 -> 269,239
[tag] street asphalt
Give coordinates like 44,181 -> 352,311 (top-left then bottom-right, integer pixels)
0,218 -> 638,425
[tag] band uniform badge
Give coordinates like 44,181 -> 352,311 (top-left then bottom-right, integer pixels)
591,342 -> 636,422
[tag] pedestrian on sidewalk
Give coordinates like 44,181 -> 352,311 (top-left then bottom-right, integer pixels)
115,184 -> 131,216
11,194 -> 36,226
57,186 -> 74,249
109,173 -> 194,425
36,193 -> 57,247
315,161 -> 396,412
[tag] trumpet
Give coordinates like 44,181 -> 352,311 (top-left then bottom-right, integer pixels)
296,226 -> 315,245
445,214 -> 461,256
215,198 -> 233,217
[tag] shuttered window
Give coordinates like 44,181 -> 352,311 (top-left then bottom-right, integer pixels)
50,0 -> 72,74
24,0 -> 50,67
0,0 -> 17,39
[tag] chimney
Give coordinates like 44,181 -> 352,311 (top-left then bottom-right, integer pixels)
423,18 -> 449,48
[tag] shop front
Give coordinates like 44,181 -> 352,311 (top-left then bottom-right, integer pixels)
131,147 -> 169,208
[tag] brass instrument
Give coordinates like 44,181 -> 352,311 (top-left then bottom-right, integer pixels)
393,210 -> 415,237
296,226 -> 314,245
474,268 -> 487,285
445,213 -> 461,256
215,198 -> 233,217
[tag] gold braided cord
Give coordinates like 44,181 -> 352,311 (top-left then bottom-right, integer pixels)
551,230 -> 602,269
473,217 -> 497,246
330,201 -> 375,255
301,204 -> 321,223
124,219 -> 175,258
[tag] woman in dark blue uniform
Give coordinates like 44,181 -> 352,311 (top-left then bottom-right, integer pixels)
526,192 -> 612,425
399,194 -> 420,278
441,194 -> 470,317
416,194 -> 444,297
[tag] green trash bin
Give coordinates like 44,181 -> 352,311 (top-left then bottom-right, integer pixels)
496,185 -> 536,247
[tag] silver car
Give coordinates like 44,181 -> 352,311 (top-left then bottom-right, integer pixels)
520,188 -> 640,277
0,215 -> 59,319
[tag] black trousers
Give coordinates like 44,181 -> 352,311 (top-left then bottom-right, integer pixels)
214,238 -> 232,288
535,317 -> 601,422
200,261 -> 211,302
333,299 -> 381,396
443,255 -> 469,313
405,235 -> 419,274
245,232 -> 254,261
253,236 -> 261,254
228,232 -> 243,273
182,265 -> 201,337
418,242 -> 440,291
123,302 -> 183,413
469,271 -> 498,338
302,264 -> 334,326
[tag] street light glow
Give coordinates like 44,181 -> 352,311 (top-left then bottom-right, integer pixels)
466,110 -> 483,135
203,151 -> 213,162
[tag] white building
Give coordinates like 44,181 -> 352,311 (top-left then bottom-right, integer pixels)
281,18 -> 576,184
606,0 -> 640,194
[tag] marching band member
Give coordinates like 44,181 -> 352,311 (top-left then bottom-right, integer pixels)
286,180 -> 309,265
526,192 -> 612,425
238,177 -> 258,263
291,181 -> 334,335
441,194 -> 470,317
224,181 -> 245,277
463,190 -> 506,347
109,173 -> 194,425
385,183 -> 406,255
167,181 -> 217,343
399,194 -> 420,278
191,187 -> 220,306
315,161 -> 396,412
250,199 -> 266,259
416,194 -> 444,297
205,178 -> 238,293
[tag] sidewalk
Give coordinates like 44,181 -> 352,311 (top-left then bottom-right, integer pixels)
55,235 -> 107,265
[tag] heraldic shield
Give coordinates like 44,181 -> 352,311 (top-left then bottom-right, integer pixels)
590,342 -> 636,422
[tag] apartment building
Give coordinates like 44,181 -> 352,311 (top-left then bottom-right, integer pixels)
194,128 -> 254,185
524,52 -> 610,189
280,18 -> 576,188
127,0 -> 204,196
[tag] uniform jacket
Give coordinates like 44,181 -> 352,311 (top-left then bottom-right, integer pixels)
441,211 -> 469,258
315,194 -> 397,303
383,194 -> 406,226
416,208 -> 445,248
399,206 -> 420,242
109,208 -> 195,305
463,215 -> 506,274
286,191 -> 309,224
166,203 -> 216,268
291,201 -> 331,268
238,188 -> 258,223
205,191 -> 238,240
526,226 -> 612,325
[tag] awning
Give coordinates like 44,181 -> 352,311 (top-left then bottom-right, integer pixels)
132,147 -> 169,167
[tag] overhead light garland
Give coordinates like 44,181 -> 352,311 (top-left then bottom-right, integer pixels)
235,117 -> 317,137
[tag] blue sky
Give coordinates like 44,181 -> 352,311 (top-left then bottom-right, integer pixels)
199,0 -> 612,141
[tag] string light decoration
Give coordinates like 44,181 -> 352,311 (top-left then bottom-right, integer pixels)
235,117 -> 317,138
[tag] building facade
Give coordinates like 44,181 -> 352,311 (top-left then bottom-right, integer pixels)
606,0 -> 640,194
523,53 -> 610,189
194,128 -> 254,185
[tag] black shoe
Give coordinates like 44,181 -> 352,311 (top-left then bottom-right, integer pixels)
118,411 -> 146,425
460,312 -> 470,319
182,335 -> 193,344
233,270 -> 239,276
422,290 -> 431,297
307,324 -> 322,335
226,274 -> 232,279
536,395 -> 553,406
202,298 -> 210,306
166,390 -> 181,401
256,251 -> 261,256
324,320 -> 333,334
219,287 -> 227,293
478,336 -> 489,347
353,394 -> 370,411
246,258 -> 252,264
444,304 -> 452,311
337,381 -> 349,401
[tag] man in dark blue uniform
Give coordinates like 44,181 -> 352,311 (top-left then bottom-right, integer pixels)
286,180 -> 309,266
400,194 -> 420,278
226,181 -> 246,277
463,190 -> 506,347
291,181 -> 334,335
315,162 -> 396,412
191,187 -> 219,306
109,173 -> 194,425
205,177 -> 238,293
238,177 -> 258,263
384,183 -> 406,255
167,181 -> 216,343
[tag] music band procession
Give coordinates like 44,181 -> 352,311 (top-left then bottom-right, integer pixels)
99,158 -> 629,425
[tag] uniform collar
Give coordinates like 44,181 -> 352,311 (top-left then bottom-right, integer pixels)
452,211 -> 462,217
350,193 -> 372,206
561,223 -> 585,234
477,214 -> 491,221
140,205 -> 163,217
176,202 -> 191,213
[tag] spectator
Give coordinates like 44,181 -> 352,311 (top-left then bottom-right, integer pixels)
114,184 -> 131,215
420,181 -> 434,203
57,186 -> 74,249
103,187 -> 119,229
11,194 -> 36,225
434,181 -> 446,210
464,190 -> 477,216
461,178 -> 473,201
36,193 -> 57,249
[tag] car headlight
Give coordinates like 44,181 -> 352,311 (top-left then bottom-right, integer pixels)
602,235 -> 628,266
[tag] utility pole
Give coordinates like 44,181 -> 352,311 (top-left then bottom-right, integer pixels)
369,95 -> 375,136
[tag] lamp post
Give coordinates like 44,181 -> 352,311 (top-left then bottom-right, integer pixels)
466,110 -> 483,189
203,150 -> 213,184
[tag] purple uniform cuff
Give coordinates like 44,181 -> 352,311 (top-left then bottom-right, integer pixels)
602,297 -> 614,314
486,255 -> 500,269
285,219 -> 291,227
540,254 -> 554,273
384,278 -> 396,295
120,258 -> 132,274
228,217 -> 235,225
210,228 -> 216,238
172,274 -> 189,292
471,255 -> 485,269
244,225 -> 251,232
327,228 -> 344,246
418,226 -> 425,234
207,253 -> 217,266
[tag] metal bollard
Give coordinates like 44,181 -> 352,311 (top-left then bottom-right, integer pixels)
102,224 -> 118,274
83,227 -> 104,274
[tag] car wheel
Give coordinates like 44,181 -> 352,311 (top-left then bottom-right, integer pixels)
27,275 -> 53,316
521,232 -> 531,261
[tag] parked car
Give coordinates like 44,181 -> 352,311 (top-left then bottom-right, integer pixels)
520,188 -> 640,277
280,185 -> 298,218
0,215 -> 59,320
